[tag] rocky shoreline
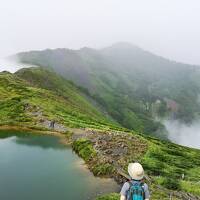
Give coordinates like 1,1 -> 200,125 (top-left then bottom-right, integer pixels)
0,125 -> 147,184
70,128 -> 148,184
1,125 -> 200,200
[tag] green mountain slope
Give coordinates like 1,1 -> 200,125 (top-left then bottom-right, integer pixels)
0,67 -> 199,198
15,43 -> 200,137
0,68 -> 119,130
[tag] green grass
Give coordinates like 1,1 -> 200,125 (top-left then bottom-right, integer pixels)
72,139 -> 97,161
140,137 -> 200,196
92,163 -> 115,176
0,69 -> 120,130
180,180 -> 200,196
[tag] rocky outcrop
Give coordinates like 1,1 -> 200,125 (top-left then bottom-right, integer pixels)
71,129 -> 148,183
24,103 -> 67,132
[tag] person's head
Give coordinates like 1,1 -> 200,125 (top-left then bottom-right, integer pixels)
128,162 -> 144,180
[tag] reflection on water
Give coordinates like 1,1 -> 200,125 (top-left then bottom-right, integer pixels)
15,135 -> 66,149
0,131 -> 119,200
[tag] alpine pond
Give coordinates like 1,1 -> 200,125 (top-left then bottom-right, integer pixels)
0,130 -> 119,200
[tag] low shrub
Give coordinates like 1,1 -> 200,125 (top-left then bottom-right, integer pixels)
72,139 -> 97,161
161,178 -> 180,190
93,163 -> 115,176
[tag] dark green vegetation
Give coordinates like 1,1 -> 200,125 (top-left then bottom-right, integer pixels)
15,42 -> 200,137
72,139 -> 97,162
142,136 -> 200,197
0,68 -> 119,130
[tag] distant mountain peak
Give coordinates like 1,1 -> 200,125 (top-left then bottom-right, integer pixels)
105,42 -> 140,50
80,47 -> 95,51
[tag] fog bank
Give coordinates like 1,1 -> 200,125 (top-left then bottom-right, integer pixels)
164,120 -> 200,149
1,0 -> 200,65
0,59 -> 35,73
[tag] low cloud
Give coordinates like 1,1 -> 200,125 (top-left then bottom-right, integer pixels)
164,120 -> 200,149
0,58 -> 34,73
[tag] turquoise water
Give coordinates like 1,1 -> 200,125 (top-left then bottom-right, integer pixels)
0,132 -> 119,200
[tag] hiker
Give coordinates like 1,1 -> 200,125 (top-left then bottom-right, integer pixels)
49,120 -> 55,129
120,162 -> 150,200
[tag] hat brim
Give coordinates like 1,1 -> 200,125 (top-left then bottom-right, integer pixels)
128,168 -> 144,180
128,172 -> 144,180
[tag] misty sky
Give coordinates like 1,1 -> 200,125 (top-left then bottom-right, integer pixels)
1,0 -> 200,65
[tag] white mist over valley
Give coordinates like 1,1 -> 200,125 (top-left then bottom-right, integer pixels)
165,120 -> 200,149
0,58 -> 35,73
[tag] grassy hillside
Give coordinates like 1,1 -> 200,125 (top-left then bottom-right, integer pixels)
0,68 -> 119,130
70,129 -> 200,199
0,67 -> 199,199
15,43 -> 200,138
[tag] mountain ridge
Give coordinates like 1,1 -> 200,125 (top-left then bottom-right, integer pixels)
14,42 -> 200,137
0,65 -> 200,198
0,67 -> 119,130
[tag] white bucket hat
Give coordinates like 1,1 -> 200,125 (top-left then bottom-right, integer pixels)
128,162 -> 144,180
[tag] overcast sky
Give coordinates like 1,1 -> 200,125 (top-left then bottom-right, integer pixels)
0,0 -> 200,65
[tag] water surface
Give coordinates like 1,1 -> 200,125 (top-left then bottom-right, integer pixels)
0,131 -> 119,200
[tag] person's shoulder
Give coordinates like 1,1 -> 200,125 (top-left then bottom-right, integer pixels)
120,181 -> 131,195
121,181 -> 131,191
142,183 -> 149,190
122,181 -> 130,188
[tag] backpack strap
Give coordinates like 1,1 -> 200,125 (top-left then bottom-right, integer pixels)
129,179 -> 144,186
